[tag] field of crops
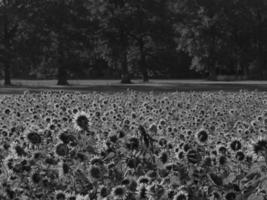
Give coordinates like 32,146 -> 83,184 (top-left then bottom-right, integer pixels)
0,90 -> 267,200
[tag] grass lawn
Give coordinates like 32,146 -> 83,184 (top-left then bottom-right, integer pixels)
1,79 -> 267,94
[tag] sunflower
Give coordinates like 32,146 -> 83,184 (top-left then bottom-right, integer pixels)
125,137 -> 139,151
147,183 -> 166,199
186,149 -> 201,164
216,144 -> 228,155
137,175 -> 151,185
218,155 -> 227,166
210,191 -> 222,199
89,165 -> 102,180
195,129 -> 209,145
90,156 -> 104,165
137,183 -> 148,200
127,178 -> 138,192
176,150 -> 185,161
111,185 -> 127,200
159,151 -> 169,164
253,138 -> 267,155
235,151 -> 245,161
31,171 -> 42,184
97,185 -> 109,199
55,143 -> 69,157
26,131 -> 42,145
158,137 -> 168,147
73,111 -> 90,131
224,191 -> 236,200
121,177 -> 131,186
229,139 -> 242,152
55,191 -> 67,200
173,190 -> 188,200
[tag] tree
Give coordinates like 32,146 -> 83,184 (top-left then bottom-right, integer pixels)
120,0 -> 175,82
174,0 -> 229,80
174,0 -> 267,80
27,0 -> 96,85
0,0 -> 30,85
92,0 -> 132,83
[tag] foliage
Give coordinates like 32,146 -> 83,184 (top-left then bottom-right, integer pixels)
1,0 -> 267,82
174,0 -> 267,79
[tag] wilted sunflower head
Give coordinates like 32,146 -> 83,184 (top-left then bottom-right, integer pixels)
73,111 -> 90,131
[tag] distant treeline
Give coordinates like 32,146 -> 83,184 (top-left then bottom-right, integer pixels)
1,0 -> 267,85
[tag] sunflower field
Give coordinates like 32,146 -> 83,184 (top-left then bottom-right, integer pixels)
0,90 -> 267,200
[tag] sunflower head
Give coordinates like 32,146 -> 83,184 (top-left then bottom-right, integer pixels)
98,185 -> 109,198
73,111 -> 90,131
111,185 -> 127,199
27,131 -> 42,145
137,175 -> 151,185
55,191 -> 66,200
229,139 -> 242,151
224,191 -> 236,200
159,151 -> 169,164
253,139 -> 267,155
137,183 -> 148,199
235,151 -> 245,161
195,129 -> 209,144
173,190 -> 188,200
186,149 -> 201,164
55,143 -> 69,157
89,165 -> 102,180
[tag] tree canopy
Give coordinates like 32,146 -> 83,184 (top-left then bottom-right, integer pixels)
0,0 -> 267,85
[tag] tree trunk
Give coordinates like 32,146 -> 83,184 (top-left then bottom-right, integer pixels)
57,66 -> 69,85
4,63 -> 11,86
243,65 -> 249,79
120,50 -> 131,84
208,66 -> 216,81
3,4 -> 11,86
256,11 -> 265,80
139,39 -> 148,82
207,32 -> 217,81
120,29 -> 131,84
207,56 -> 216,81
